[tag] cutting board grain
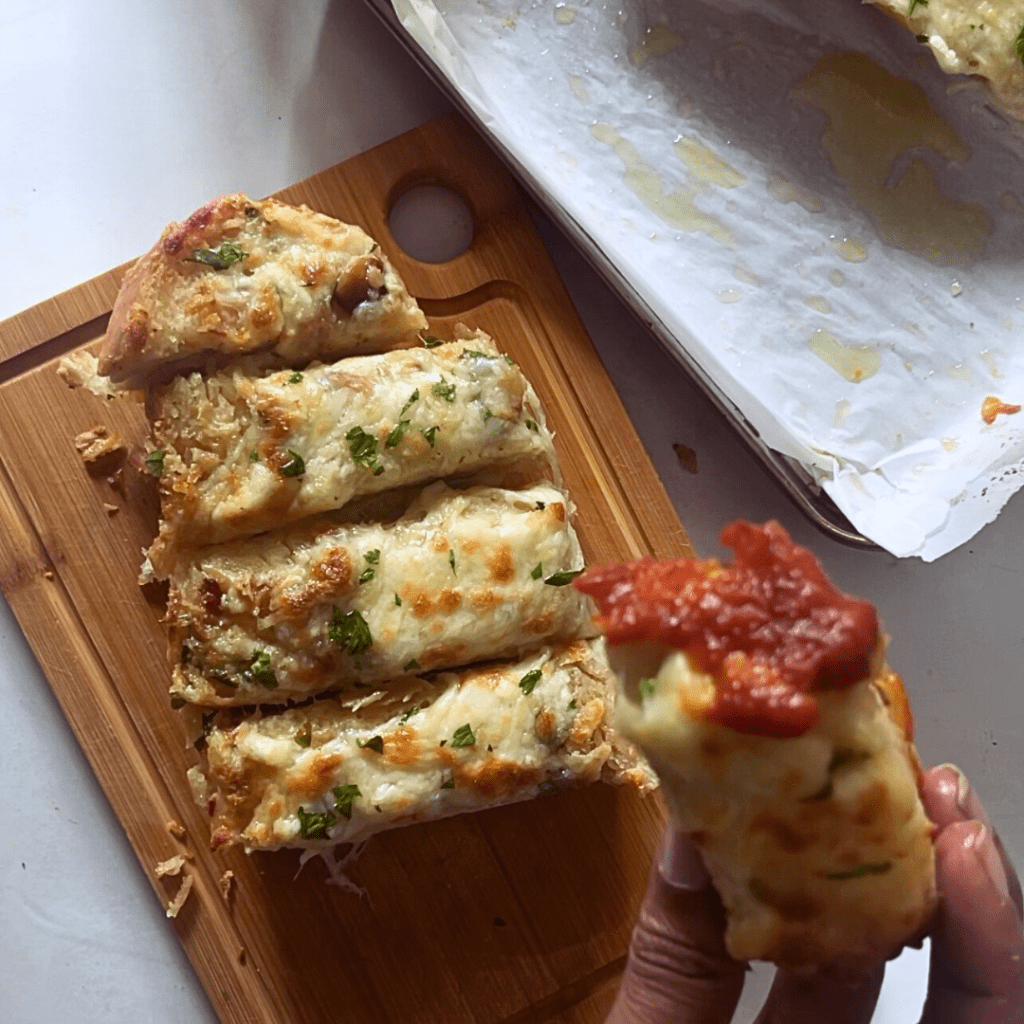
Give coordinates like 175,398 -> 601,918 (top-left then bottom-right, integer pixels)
0,113 -> 692,1024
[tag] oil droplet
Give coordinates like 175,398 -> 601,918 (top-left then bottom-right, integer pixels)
834,398 -> 851,427
717,289 -> 743,303
941,437 -> 958,452
674,137 -> 746,189
829,269 -> 846,287
1000,191 -> 1024,214
554,4 -> 577,25
628,25 -> 683,67
950,280 -> 963,296
831,236 -> 870,262
796,262 -> 809,278
792,53 -> 993,266
805,295 -> 832,314
948,361 -> 972,381
590,123 -> 736,248
902,320 -> 925,339
981,396 -> 1022,425
980,350 -> 1004,379
808,329 -> 881,382
767,174 -> 824,213
566,74 -> 589,103
733,263 -> 760,285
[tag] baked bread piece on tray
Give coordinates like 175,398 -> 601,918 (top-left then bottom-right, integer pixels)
167,481 -> 594,706
576,521 -> 936,973
188,639 -> 656,852
869,0 -> 1024,122
99,193 -> 427,387
146,329 -> 555,573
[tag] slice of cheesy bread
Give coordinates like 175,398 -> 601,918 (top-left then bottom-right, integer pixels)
611,646 -> 934,971
99,193 -> 427,386
576,522 -> 936,971
187,639 -> 657,852
147,331 -> 555,572
168,482 -> 594,706
870,0 -> 1024,122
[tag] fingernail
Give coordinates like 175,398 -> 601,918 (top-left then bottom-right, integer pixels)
937,763 -> 993,831
658,829 -> 711,891
965,823 -> 1011,903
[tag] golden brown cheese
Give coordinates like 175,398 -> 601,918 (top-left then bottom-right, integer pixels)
189,640 -> 657,851
147,331 -> 555,571
168,482 -> 594,706
870,0 -> 1024,121
99,193 -> 426,386
610,643 -> 936,972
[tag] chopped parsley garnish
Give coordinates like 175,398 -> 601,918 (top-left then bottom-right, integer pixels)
544,568 -> 584,586
530,562 -> 543,580
639,678 -> 657,698
346,425 -> 379,469
916,33 -> 928,42
423,334 -> 443,347
448,549 -> 456,574
826,862 -> 892,880
249,650 -> 277,688
440,776 -> 456,789
451,723 -> 476,748
359,549 -> 381,584
294,723 -> 312,748
483,407 -> 494,420
420,426 -> 438,446
400,705 -> 422,723
568,699 -> 577,710
385,419 -> 411,448
249,449 -> 259,462
144,448 -> 166,477
403,658 -> 421,672
358,735 -> 384,754
394,593 -> 402,606
280,449 -> 305,477
332,783 -> 361,819
525,419 -> 539,432
432,378 -> 456,402
461,349 -> 494,359
185,242 -> 246,270
400,389 -> 420,417
328,607 -> 373,655
907,0 -> 927,14
288,371 -> 303,384
373,465 -> 385,476
1016,24 -> 1024,65
296,806 -> 336,840
519,669 -> 542,695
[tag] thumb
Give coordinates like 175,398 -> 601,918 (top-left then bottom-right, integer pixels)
608,829 -> 745,1024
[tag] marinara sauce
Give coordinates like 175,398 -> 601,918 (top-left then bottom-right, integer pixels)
574,521 -> 879,739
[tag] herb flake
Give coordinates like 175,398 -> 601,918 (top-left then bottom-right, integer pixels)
530,562 -> 543,580
145,449 -> 166,477
359,549 -> 381,584
358,735 -> 384,754
296,806 -> 336,840
423,334 -> 443,348
294,723 -> 312,748
328,608 -> 373,655
333,783 -> 361,820
420,426 -> 438,446
185,242 -> 246,270
280,449 -> 305,477
826,862 -> 892,880
519,669 -> 542,695
448,549 -> 456,575
385,419 -> 411,449
544,568 -> 584,587
249,650 -> 277,689
288,371 -> 303,384
451,723 -> 476,748
346,425 -> 379,469
400,389 -> 420,417
432,378 -> 456,403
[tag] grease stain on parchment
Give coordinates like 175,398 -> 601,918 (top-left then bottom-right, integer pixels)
628,25 -> 683,67
808,329 -> 881,382
767,174 -> 824,213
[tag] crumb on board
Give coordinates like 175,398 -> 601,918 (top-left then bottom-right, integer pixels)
43,570 -> 54,580
155,854 -> 186,878
57,351 -> 116,398
103,502 -> 119,516
74,425 -> 124,464
166,873 -> 194,919
237,947 -> 247,966
166,820 -> 187,841
219,870 -> 235,902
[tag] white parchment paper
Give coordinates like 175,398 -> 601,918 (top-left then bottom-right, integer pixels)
392,0 -> 1024,559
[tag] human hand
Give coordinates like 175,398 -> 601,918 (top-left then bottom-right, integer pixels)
607,765 -> 1023,1023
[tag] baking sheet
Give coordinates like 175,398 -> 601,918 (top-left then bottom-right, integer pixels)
390,0 -> 1024,559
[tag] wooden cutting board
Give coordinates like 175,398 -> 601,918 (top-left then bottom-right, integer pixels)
0,113 -> 692,1024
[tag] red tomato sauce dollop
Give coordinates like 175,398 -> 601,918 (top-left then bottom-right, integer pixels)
574,521 -> 879,738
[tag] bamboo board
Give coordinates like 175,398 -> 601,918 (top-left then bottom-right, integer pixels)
0,114 -> 693,1024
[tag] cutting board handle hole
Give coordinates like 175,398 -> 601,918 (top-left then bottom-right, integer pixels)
388,183 -> 474,264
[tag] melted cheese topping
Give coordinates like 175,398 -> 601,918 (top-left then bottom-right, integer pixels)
872,0 -> 1024,121
193,640 -> 656,851
168,482 -> 594,705
610,643 -> 935,971
149,332 -> 555,569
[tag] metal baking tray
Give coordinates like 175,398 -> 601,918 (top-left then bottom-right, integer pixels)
364,0 -> 875,549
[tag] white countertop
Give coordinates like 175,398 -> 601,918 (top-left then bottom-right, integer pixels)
0,2 -> 1019,1022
